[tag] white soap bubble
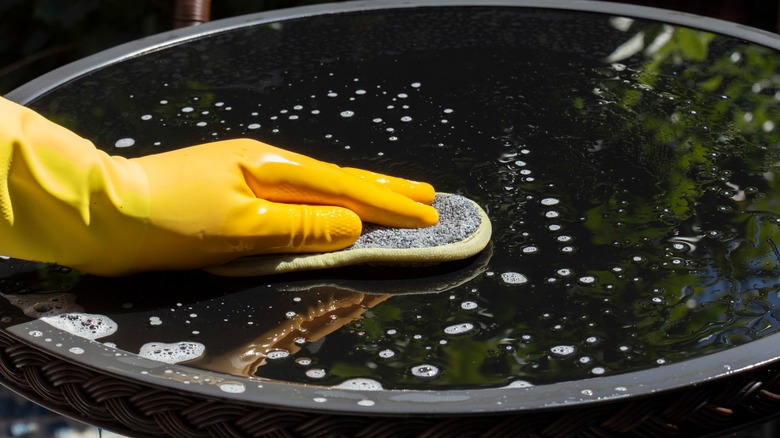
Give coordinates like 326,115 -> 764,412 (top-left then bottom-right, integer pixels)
501,272 -> 528,285
550,345 -> 576,357
444,322 -> 475,335
41,313 -> 117,340
2,293 -> 82,318
335,378 -> 384,391
266,350 -> 290,361
461,301 -> 478,310
138,341 -> 205,364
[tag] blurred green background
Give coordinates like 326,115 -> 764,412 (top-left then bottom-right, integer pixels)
0,0 -> 778,95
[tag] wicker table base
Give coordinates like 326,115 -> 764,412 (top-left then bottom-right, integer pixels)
2,330 -> 780,437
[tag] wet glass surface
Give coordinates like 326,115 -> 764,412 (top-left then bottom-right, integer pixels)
3,7 -> 780,391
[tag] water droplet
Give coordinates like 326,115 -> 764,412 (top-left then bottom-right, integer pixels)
444,322 -> 475,335
267,350 -> 290,361
340,110 -> 355,118
556,268 -> 572,277
149,316 -> 162,326
411,364 -> 441,379
378,349 -> 395,358
541,198 -> 560,206
219,383 -> 246,393
550,345 -> 575,357
69,347 -> 84,354
461,301 -> 478,310
505,380 -> 533,388
305,368 -> 327,379
115,138 -> 135,148
247,123 -> 261,129
501,272 -> 528,284
522,246 -> 539,254
182,107 -> 194,113
335,378 -> 383,390
357,399 -> 375,407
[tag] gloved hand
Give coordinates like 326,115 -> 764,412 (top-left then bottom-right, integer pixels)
0,96 -> 438,276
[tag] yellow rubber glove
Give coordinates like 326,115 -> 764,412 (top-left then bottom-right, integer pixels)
0,96 -> 438,276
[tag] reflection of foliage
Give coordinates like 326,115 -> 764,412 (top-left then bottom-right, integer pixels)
581,22 -> 780,360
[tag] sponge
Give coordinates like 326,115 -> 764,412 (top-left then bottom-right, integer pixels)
206,193 -> 492,277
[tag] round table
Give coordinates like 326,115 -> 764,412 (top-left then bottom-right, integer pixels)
5,1 -> 780,436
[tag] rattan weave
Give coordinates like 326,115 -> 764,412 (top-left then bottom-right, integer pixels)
2,331 -> 780,437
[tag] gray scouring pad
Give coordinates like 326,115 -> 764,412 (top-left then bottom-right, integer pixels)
205,193 -> 492,277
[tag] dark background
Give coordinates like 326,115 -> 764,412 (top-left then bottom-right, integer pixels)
1,0 -> 779,95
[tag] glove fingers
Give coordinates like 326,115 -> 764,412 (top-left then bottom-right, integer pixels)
230,200 -> 363,255
341,167 -> 435,204
244,160 -> 438,229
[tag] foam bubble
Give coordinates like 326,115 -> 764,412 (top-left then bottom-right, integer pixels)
219,383 -> 246,393
444,322 -> 475,335
461,301 -> 478,310
335,378 -> 384,391
501,272 -> 528,285
266,350 -> 290,361
139,341 -> 205,364
2,293 -> 82,318
41,313 -> 117,340
550,345 -> 576,357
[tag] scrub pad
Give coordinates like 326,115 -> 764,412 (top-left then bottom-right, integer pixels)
206,193 -> 492,277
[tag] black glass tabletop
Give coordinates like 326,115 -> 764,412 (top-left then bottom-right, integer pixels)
3,0 -> 780,420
